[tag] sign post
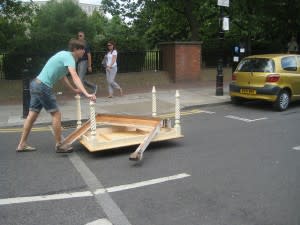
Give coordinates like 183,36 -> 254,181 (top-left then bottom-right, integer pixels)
216,0 -> 229,96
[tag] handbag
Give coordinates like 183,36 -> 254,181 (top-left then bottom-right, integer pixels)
101,56 -> 107,68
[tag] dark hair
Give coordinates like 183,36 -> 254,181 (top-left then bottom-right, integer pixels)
107,40 -> 117,50
68,38 -> 85,51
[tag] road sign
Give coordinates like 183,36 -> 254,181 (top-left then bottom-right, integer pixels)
217,0 -> 229,7
222,17 -> 229,30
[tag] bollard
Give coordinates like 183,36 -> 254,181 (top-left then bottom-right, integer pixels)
152,86 -> 157,117
174,90 -> 181,135
89,100 -> 97,137
75,94 -> 82,128
216,59 -> 224,96
22,69 -> 30,119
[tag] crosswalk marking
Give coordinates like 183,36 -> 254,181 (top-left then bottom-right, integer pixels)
94,173 -> 190,195
86,218 -> 113,225
225,115 -> 268,123
0,191 -> 93,206
160,109 -> 214,119
0,173 -> 191,206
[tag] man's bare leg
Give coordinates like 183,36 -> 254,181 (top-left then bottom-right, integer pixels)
50,111 -> 62,145
17,111 -> 39,150
51,111 -> 73,153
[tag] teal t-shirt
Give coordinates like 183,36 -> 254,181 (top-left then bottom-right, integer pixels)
37,51 -> 76,88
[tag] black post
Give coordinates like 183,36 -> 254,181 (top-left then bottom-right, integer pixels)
216,6 -> 224,96
22,69 -> 30,119
22,57 -> 32,119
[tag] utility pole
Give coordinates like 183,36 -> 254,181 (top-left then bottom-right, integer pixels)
216,0 -> 230,96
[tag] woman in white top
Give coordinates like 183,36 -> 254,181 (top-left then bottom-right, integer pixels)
104,41 -> 122,98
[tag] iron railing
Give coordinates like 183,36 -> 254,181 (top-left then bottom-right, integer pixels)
92,50 -> 161,73
0,50 -> 162,80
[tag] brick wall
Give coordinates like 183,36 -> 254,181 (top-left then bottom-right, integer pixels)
160,42 -> 202,82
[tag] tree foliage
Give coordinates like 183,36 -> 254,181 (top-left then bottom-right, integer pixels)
1,0 -> 300,55
27,0 -> 93,53
0,0 -> 37,52
101,0 -> 300,52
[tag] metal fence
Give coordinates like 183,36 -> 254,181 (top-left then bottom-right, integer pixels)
0,50 -> 162,80
92,50 -> 161,73
0,54 -> 4,80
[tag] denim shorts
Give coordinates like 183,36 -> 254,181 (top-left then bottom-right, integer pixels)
29,79 -> 59,113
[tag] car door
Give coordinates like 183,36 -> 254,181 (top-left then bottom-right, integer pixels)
295,56 -> 300,96
281,56 -> 300,97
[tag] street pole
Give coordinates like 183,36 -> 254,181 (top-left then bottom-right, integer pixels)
22,57 -> 32,119
216,0 -> 229,96
216,6 -> 224,96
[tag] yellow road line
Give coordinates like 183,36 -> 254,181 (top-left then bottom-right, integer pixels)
0,109 -> 204,133
0,126 -> 65,133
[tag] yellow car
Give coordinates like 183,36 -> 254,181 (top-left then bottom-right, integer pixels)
229,54 -> 300,111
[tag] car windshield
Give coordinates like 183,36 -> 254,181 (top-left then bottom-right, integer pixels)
237,58 -> 275,73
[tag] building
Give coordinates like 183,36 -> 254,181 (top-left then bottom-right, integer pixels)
27,0 -> 102,16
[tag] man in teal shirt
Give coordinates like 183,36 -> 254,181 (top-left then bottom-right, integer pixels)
16,38 -> 96,153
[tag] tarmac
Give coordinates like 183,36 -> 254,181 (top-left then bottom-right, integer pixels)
0,69 -> 232,128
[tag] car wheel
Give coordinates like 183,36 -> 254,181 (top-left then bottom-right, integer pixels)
273,90 -> 290,111
231,96 -> 245,105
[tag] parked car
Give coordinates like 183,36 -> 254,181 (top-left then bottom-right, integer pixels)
229,54 -> 300,111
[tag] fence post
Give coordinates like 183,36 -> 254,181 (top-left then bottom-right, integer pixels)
155,51 -> 159,72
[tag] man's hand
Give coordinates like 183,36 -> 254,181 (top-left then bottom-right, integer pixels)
88,66 -> 92,73
86,93 -> 96,102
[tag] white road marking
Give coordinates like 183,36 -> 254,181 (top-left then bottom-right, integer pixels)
94,173 -> 190,195
225,115 -> 268,123
199,110 -> 216,114
0,191 -> 93,206
292,146 -> 300,151
86,218 -> 113,225
160,109 -> 212,118
0,173 -> 191,206
68,153 -> 132,225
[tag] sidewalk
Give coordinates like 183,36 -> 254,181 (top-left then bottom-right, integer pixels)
0,69 -> 232,127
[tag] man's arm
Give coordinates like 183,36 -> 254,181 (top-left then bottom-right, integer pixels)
87,52 -> 92,73
68,67 -> 96,101
62,76 -> 80,94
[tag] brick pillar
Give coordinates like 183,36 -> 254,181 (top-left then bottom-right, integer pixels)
159,42 -> 202,82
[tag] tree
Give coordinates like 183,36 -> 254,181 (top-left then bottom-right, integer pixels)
228,0 -> 300,53
101,0 -> 300,53
0,0 -> 36,52
101,0 -> 219,45
28,0 -> 92,53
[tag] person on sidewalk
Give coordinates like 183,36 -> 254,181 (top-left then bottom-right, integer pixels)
104,40 -> 122,98
16,38 -> 96,153
287,36 -> 299,54
77,31 -> 97,92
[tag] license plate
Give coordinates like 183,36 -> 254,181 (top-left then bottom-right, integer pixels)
240,89 -> 256,94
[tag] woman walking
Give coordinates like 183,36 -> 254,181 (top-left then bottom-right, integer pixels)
104,40 -> 122,98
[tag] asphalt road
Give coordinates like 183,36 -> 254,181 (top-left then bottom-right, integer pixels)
0,101 -> 300,225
